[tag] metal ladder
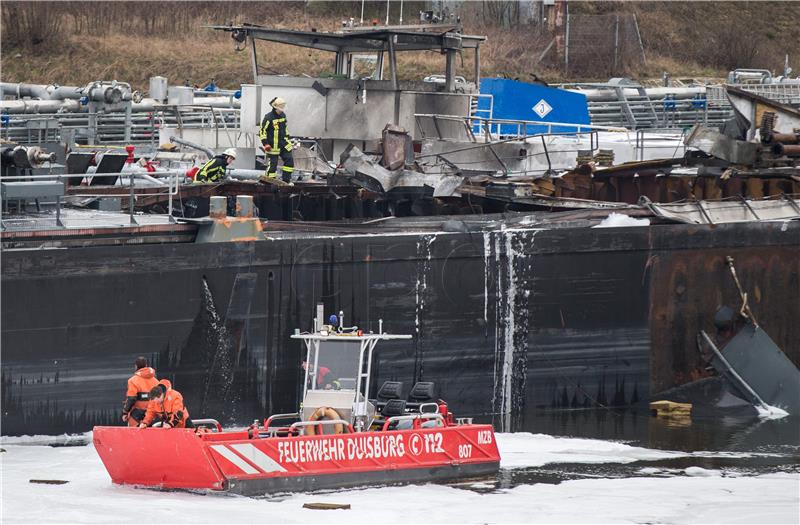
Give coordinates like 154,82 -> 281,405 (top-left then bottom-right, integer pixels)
614,84 -> 659,129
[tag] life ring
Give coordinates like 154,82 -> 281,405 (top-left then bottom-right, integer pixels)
305,407 -> 344,436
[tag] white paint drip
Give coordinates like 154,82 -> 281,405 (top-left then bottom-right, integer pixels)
490,226 -> 539,432
483,231 -> 492,328
501,229 -> 517,432
491,230 -> 502,423
414,234 -> 438,339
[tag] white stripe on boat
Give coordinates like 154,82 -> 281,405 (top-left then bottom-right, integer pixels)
210,444 -> 259,474
230,443 -> 287,473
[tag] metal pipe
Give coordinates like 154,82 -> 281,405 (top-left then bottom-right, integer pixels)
567,87 -> 706,101
168,135 -> 215,158
0,82 -> 84,100
699,330 -> 771,412
766,132 -> 800,144
1,97 -> 239,114
194,89 -> 239,97
228,169 -> 264,180
0,99 -> 82,114
772,143 -> 800,156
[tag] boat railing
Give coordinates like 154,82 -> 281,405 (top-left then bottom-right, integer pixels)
1,170 -> 183,230
264,412 -> 301,429
415,113 -> 629,144
192,418 -> 223,432
381,413 -> 444,431
154,105 -> 241,151
0,107 -> 240,147
634,128 -> 688,161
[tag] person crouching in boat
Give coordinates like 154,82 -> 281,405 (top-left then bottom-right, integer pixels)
302,361 -> 335,389
122,357 -> 159,427
138,379 -> 191,428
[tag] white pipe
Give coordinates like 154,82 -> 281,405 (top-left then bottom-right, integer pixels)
228,169 -> 264,180
134,96 -> 240,110
138,173 -> 168,186
169,135 -> 215,158
1,96 -> 240,114
0,82 -> 84,100
194,89 -> 239,97
565,86 -> 706,101
0,99 -> 81,114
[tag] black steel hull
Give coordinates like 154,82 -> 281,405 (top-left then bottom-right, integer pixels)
2,221 -> 799,435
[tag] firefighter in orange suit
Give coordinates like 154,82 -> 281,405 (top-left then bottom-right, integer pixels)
139,379 -> 191,428
122,357 -> 159,427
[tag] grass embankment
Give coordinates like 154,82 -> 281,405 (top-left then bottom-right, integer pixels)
2,1 -> 799,90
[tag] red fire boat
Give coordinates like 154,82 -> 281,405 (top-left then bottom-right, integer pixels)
93,308 -> 500,495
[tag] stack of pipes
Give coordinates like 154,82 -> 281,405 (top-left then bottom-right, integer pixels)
0,79 -> 240,114
0,78 -> 241,146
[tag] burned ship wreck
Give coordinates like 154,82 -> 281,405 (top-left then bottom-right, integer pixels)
2,23 -> 799,435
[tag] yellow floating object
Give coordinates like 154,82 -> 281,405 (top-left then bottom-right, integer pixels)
650,400 -> 692,417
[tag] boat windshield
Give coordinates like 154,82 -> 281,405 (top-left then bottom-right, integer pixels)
306,340 -> 360,391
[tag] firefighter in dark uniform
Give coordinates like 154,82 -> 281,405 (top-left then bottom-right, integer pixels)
194,148 -> 236,183
258,97 -> 294,183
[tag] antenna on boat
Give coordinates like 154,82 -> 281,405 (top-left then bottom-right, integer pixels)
360,0 -> 365,24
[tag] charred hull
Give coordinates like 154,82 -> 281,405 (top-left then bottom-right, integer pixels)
2,220 -> 799,435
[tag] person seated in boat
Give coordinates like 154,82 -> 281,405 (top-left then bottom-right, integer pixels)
138,379 -> 191,429
122,356 -> 159,427
302,361 -> 336,389
324,379 -> 342,390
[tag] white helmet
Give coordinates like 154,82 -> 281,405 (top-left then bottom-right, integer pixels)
223,148 -> 237,159
270,96 -> 286,110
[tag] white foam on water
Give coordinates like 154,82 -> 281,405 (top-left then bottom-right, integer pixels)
756,404 -> 789,419
2,433 -> 798,524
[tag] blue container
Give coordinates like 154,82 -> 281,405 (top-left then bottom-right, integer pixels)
477,78 -> 591,135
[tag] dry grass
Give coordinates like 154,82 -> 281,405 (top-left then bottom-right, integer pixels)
1,1 -> 799,89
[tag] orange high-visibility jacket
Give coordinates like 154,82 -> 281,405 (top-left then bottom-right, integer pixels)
142,379 -> 189,428
124,367 -> 159,413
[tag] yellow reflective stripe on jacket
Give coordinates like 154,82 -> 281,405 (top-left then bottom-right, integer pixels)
271,117 -> 286,150
195,159 -> 226,183
260,111 -> 290,151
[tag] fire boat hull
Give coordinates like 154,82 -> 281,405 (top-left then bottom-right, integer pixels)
92,424 -> 500,496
